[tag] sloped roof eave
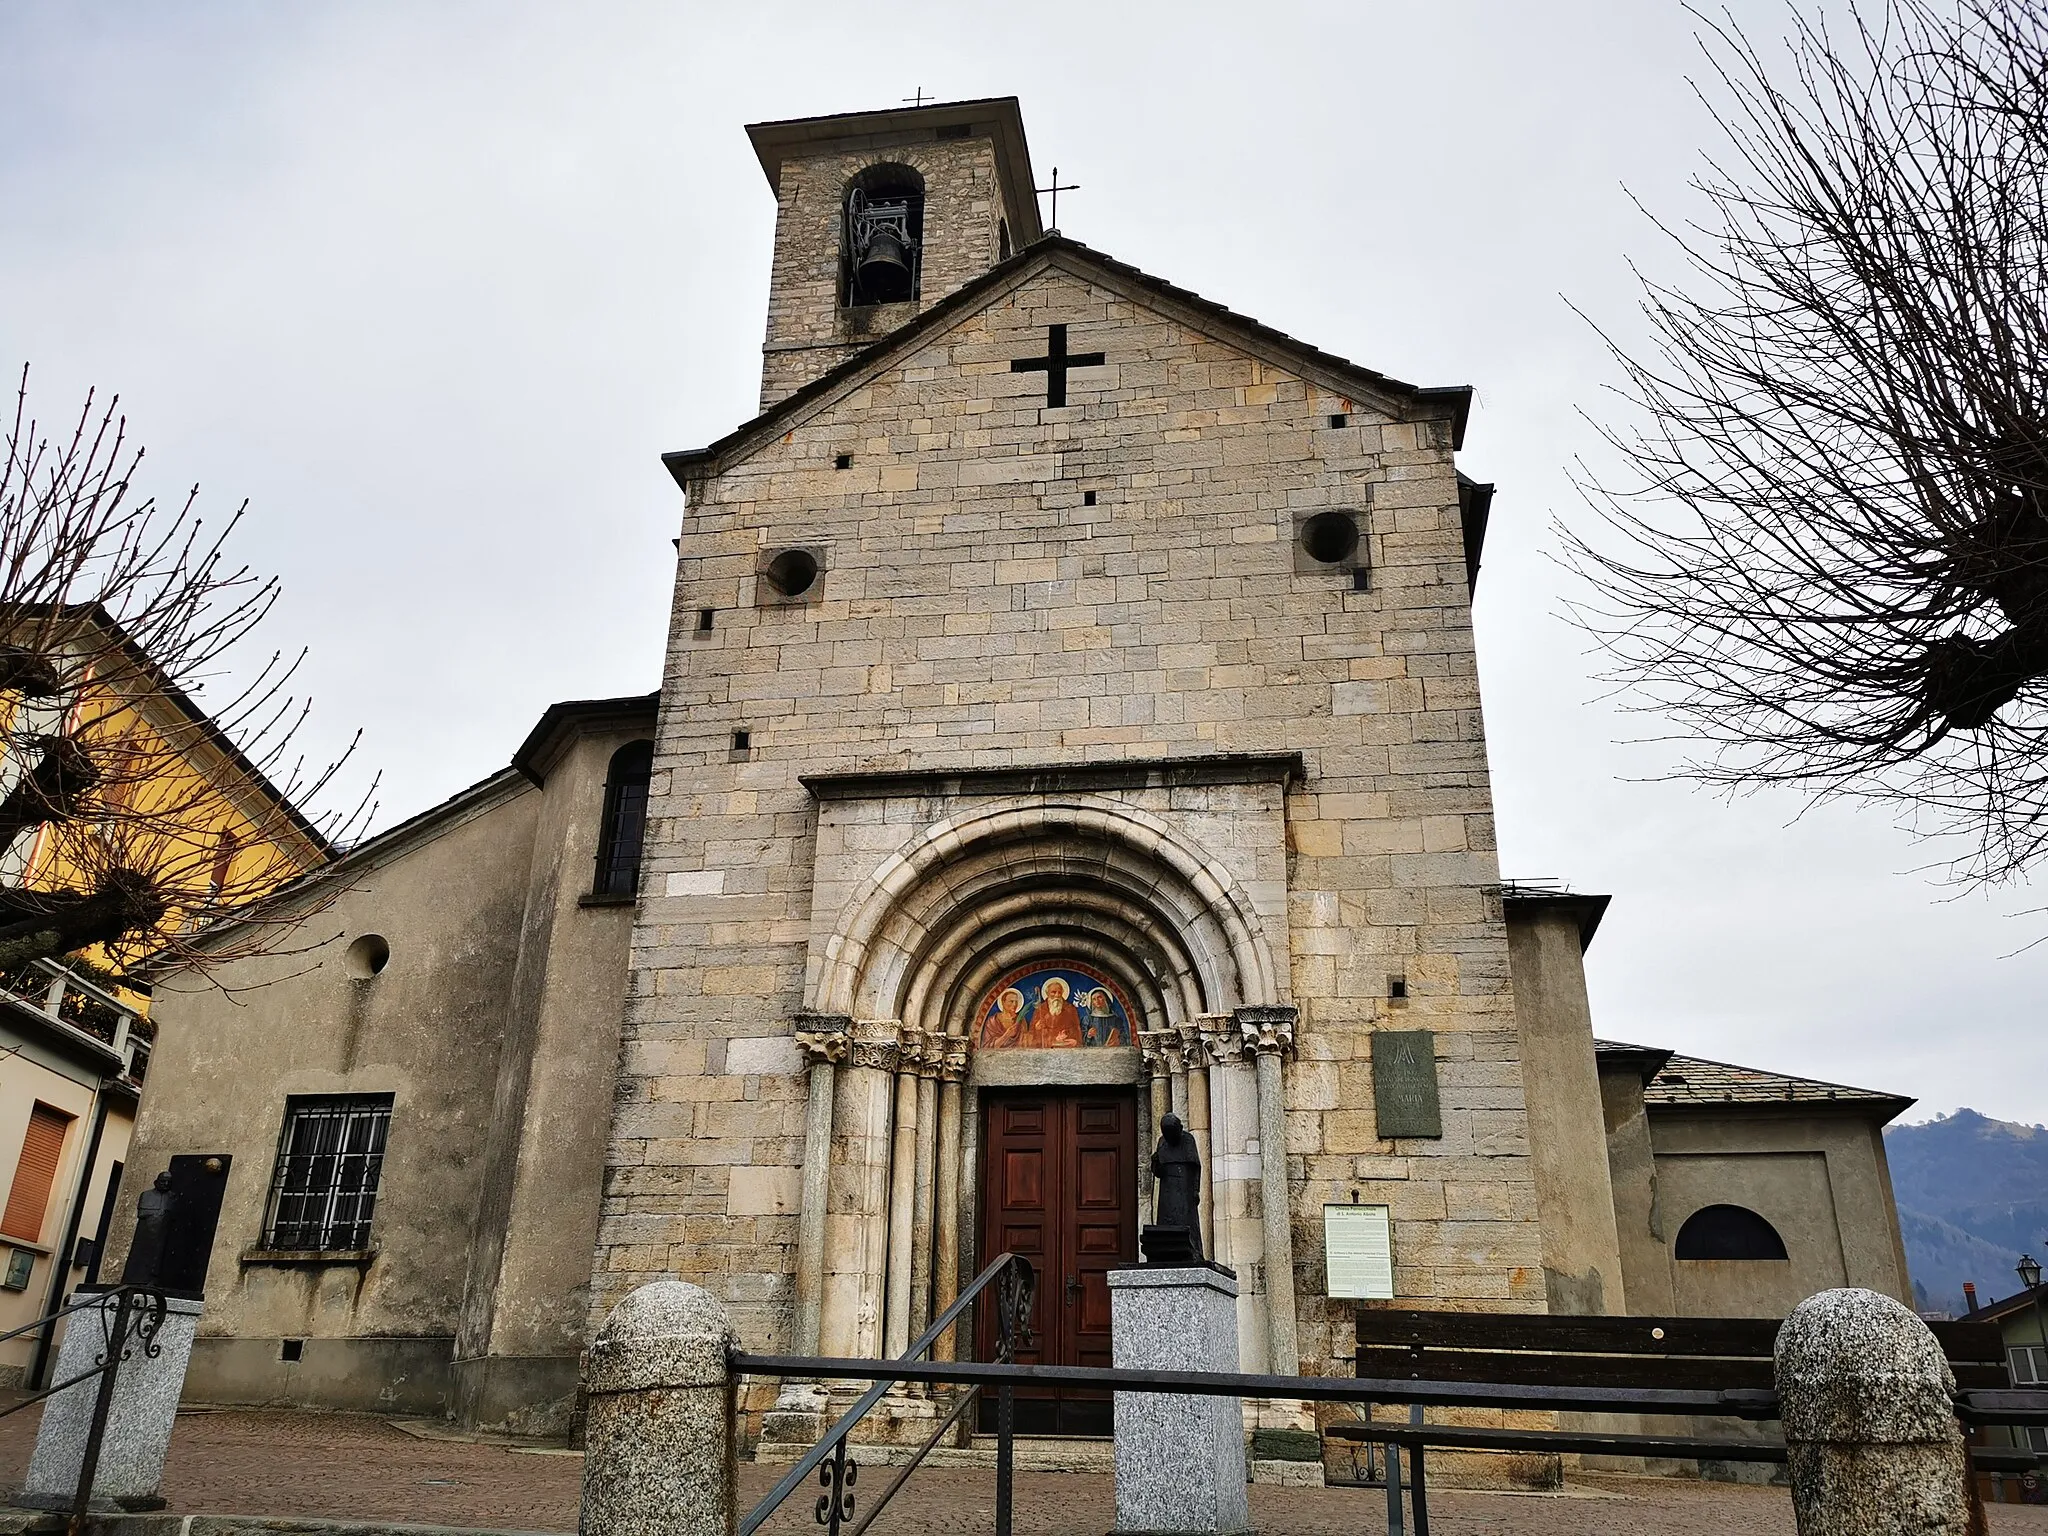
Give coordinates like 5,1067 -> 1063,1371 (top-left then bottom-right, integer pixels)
663,236 -> 1474,488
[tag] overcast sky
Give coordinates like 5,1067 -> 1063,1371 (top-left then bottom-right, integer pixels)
3,1 -> 2040,1126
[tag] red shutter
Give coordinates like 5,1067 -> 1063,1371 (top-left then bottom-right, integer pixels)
1,1103 -> 73,1241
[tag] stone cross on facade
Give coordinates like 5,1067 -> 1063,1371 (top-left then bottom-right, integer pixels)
1011,323 -> 1106,408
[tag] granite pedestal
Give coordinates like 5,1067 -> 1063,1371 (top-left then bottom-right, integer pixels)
1109,1264 -> 1249,1536
22,1291 -> 202,1511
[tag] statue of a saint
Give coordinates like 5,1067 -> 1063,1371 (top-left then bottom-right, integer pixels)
121,1171 -> 176,1287
1141,1113 -> 1204,1263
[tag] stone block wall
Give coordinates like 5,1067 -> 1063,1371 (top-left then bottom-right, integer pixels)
602,249 -> 1546,1379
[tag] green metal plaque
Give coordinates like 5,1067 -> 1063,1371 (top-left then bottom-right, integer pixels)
1372,1029 -> 1442,1139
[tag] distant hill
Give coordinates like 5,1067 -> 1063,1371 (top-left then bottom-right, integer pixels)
1886,1109 -> 2048,1314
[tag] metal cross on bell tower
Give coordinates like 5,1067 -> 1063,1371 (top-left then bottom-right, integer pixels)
1036,167 -> 1079,233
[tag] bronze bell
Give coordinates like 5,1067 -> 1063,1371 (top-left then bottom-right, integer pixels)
856,226 -> 914,303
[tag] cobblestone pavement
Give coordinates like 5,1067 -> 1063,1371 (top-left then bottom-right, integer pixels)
0,1407 -> 2044,1535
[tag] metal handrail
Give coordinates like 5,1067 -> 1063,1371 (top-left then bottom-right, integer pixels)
727,1352 -> 1786,1420
0,1285 -> 170,1535
736,1252 -> 1035,1536
730,1350 -> 2048,1536
0,1285 -> 134,1355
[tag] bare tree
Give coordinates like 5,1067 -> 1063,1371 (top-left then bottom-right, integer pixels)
1567,0 -> 2048,883
0,367 -> 371,980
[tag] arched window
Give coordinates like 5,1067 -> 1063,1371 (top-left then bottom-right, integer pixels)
842,164 -> 924,306
1674,1204 -> 1789,1260
592,740 -> 653,899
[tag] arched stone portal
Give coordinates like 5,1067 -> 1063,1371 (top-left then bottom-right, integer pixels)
778,773 -> 1303,1438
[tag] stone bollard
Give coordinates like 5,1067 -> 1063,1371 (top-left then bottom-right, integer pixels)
580,1280 -> 740,1536
1775,1287 -> 1986,1536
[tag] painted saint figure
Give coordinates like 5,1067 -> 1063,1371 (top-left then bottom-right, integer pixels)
980,987 -> 1028,1049
1029,976 -> 1083,1046
1084,987 -> 1119,1046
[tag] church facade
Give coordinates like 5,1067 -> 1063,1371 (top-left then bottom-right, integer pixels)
107,98 -> 1914,1443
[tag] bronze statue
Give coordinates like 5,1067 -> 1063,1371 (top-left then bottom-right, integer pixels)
1141,1113 -> 1204,1263
121,1171 -> 176,1286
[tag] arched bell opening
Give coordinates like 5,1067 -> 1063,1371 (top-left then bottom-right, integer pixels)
841,163 -> 924,307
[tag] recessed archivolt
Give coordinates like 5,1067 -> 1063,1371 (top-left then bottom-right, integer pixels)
813,795 -> 1279,1019
900,895 -> 1202,1042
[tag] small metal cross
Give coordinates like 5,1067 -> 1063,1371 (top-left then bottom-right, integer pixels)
1035,167 -> 1078,231
904,88 -> 932,107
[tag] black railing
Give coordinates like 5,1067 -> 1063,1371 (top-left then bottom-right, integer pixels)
737,1253 -> 1035,1536
731,1352 -> 2048,1536
0,1285 -> 170,1534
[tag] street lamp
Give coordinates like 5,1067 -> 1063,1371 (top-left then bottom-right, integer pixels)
2020,1255 -> 2048,1387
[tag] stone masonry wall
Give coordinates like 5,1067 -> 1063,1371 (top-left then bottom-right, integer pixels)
759,136 -> 1005,410
604,252 -> 1546,1378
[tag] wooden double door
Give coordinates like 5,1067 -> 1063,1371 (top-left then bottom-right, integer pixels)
975,1089 -> 1138,1435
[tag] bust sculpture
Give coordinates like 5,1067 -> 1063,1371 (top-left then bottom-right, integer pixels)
1141,1113 -> 1204,1263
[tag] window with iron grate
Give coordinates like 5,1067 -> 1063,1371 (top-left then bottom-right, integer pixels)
593,740 -> 654,898
262,1094 -> 393,1251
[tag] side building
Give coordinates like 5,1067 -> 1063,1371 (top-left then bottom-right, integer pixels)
0,607 -> 335,1388
107,694 -> 655,1435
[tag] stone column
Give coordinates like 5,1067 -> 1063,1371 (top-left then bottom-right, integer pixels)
908,1028 -> 943,1346
791,1016 -> 850,1356
882,1026 -> 923,1359
932,1042 -> 968,1361
1135,1038 -> 1160,1225
760,1017 -> 849,1447
845,1020 -> 902,1358
580,1280 -> 738,1536
1200,1020 -> 1239,1270
1238,1005 -> 1300,1377
1177,1022 -> 1215,1257
1775,1287 -> 1983,1536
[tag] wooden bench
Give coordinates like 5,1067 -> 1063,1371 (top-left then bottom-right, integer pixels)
1328,1308 -> 2030,1474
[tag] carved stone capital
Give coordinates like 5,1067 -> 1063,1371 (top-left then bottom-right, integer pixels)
1234,1004 -> 1299,1059
794,1030 -> 849,1067
847,1018 -> 903,1073
1197,1013 -> 1244,1066
1138,1028 -> 1180,1076
792,1012 -> 851,1068
941,1044 -> 970,1083
912,1026 -> 946,1079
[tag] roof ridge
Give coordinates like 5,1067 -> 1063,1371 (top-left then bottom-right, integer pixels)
664,235 -> 1473,486
1655,1047 -> 1897,1099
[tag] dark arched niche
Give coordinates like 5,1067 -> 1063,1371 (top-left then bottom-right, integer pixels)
1674,1203 -> 1790,1261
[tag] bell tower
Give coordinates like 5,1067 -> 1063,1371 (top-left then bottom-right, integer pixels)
745,98 -> 1044,410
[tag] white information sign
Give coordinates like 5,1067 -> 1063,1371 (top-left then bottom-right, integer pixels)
1323,1203 -> 1395,1300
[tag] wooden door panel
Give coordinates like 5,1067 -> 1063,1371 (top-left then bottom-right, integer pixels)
978,1088 -> 1136,1435
1003,1149 -> 1046,1206
1075,1147 -> 1119,1206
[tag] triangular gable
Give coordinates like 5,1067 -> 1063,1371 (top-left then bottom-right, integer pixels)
663,236 -> 1473,486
